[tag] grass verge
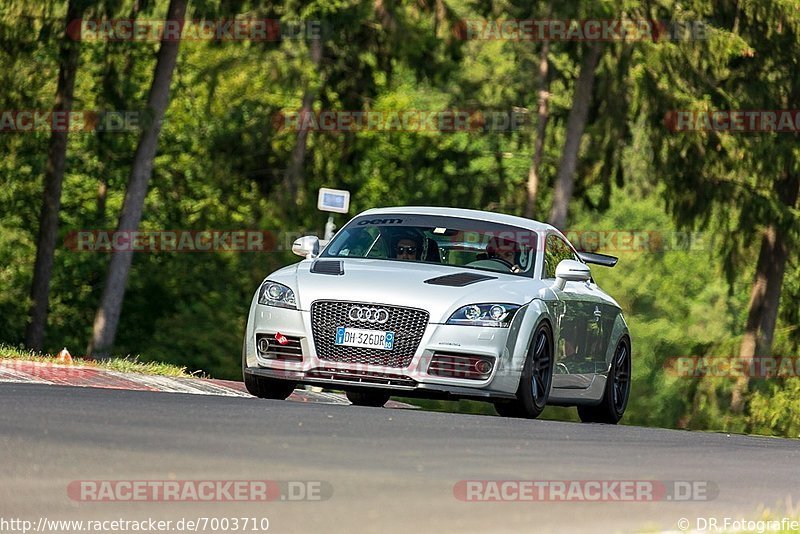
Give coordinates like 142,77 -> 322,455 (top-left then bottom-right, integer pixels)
0,344 -> 201,378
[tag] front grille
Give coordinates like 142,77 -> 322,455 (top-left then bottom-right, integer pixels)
310,300 -> 429,368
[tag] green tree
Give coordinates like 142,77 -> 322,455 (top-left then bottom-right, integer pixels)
25,0 -> 91,351
637,0 -> 800,413
88,0 -> 188,358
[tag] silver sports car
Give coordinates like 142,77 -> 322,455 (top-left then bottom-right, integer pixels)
242,206 -> 631,423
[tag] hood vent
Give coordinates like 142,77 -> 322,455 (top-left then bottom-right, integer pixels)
424,272 -> 497,287
310,260 -> 344,275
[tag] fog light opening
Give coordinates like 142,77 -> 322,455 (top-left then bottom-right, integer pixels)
474,359 -> 493,375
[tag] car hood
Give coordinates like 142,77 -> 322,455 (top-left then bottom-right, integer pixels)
266,258 -> 549,322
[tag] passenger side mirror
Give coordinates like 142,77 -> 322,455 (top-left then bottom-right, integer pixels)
553,259 -> 591,290
292,236 -> 320,259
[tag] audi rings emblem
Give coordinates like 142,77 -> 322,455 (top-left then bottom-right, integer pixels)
348,306 -> 390,324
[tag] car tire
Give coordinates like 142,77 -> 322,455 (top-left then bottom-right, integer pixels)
244,372 -> 297,400
495,322 -> 554,419
578,338 -> 631,424
346,389 -> 391,407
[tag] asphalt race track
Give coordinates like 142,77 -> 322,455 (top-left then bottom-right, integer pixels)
2,383 -> 798,533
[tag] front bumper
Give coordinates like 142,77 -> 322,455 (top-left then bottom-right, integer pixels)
242,303 -> 527,400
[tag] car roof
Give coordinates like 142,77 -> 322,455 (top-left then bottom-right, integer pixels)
358,206 -> 554,233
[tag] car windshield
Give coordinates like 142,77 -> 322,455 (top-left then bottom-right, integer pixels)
321,214 -> 538,276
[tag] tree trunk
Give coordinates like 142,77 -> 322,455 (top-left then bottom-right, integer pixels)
95,0 -> 141,225
25,0 -> 86,351
524,33 -> 551,219
730,169 -> 800,412
283,39 -> 323,207
96,178 -> 107,221
547,42 -> 602,230
87,0 -> 188,358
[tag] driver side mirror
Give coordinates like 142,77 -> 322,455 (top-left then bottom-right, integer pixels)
292,236 -> 320,259
553,259 -> 591,290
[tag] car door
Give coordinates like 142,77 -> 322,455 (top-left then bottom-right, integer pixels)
591,289 -> 622,371
543,234 -> 601,388
570,277 -> 613,375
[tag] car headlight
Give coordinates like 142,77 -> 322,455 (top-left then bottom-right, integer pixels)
257,280 -> 297,309
446,304 -> 521,328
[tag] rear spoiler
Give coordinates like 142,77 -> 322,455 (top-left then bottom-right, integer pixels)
577,251 -> 618,267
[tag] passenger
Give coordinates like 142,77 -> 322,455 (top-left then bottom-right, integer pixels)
486,236 -> 521,272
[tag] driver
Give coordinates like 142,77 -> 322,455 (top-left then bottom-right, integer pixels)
486,236 -> 522,272
391,232 -> 422,261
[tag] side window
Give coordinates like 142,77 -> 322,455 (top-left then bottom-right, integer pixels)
543,234 -> 578,278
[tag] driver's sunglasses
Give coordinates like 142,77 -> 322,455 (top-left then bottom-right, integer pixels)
397,246 -> 417,254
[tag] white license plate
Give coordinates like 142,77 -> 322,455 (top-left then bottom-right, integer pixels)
335,327 -> 395,351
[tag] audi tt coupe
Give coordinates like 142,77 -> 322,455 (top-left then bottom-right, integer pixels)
242,206 -> 631,422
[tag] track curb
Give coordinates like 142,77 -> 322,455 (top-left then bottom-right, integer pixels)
0,359 -> 415,407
